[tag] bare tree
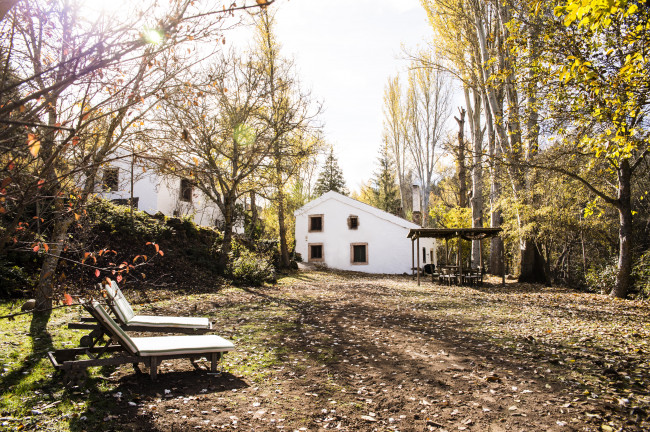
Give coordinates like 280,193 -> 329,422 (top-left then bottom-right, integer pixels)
157,51 -> 272,271
404,58 -> 452,226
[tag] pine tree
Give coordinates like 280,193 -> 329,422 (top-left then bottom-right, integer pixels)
314,147 -> 348,196
370,142 -> 401,214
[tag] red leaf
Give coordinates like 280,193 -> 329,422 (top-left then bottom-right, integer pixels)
116,274 -> 123,283
95,269 -> 100,278
64,293 -> 74,305
158,250 -> 164,256
33,244 -> 40,252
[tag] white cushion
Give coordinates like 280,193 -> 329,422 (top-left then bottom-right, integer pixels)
103,281 -> 135,323
127,315 -> 211,329
132,335 -> 235,356
91,301 -> 139,355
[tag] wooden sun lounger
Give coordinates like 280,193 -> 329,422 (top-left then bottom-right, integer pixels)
68,281 -> 213,334
50,300 -> 234,382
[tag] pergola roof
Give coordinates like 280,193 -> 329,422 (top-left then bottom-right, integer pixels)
407,227 -> 502,240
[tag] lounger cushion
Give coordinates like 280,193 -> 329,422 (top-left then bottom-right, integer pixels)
126,315 -> 211,329
132,335 -> 235,356
91,301 -> 139,355
104,281 -> 135,323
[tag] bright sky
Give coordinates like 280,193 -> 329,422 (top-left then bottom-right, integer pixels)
263,0 -> 432,192
85,0 -> 433,192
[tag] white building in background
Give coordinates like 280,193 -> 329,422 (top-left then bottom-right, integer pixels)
294,191 -> 436,274
97,158 -> 239,229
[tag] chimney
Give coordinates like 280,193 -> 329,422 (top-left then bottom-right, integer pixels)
412,184 -> 422,227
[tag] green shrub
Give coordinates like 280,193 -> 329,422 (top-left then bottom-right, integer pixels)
632,250 -> 650,298
585,259 -> 618,294
86,198 -> 173,240
228,247 -> 275,286
0,258 -> 33,298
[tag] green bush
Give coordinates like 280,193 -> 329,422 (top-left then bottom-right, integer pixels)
585,259 -> 618,294
0,258 -> 33,298
228,247 -> 275,286
86,198 -> 173,240
632,250 -> 650,298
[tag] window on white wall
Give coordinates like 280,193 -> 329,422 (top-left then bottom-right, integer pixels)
350,243 -> 368,265
347,215 -> 358,230
309,214 -> 323,232
180,178 -> 193,202
102,167 -> 119,191
309,244 -> 324,262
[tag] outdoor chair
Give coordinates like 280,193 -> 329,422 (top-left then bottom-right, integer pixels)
439,266 -> 459,286
49,300 -> 234,382
69,280 -> 213,334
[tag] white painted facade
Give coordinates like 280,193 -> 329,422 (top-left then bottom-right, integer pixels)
294,191 -> 435,274
97,157 -> 240,230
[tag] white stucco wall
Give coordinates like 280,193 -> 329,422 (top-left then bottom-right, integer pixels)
294,192 -> 435,274
96,160 -> 230,229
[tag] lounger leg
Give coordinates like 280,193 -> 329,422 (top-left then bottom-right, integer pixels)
210,353 -> 223,374
149,357 -> 158,381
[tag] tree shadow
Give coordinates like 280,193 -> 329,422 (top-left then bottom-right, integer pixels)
0,310 -> 54,395
68,370 -> 248,431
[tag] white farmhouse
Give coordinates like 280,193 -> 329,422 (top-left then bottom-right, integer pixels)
97,157 -> 242,230
294,191 -> 436,274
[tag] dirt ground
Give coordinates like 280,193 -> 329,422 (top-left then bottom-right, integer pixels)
68,271 -> 649,432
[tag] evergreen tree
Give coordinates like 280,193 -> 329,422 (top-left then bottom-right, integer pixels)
314,147 -> 348,196
370,142 -> 401,214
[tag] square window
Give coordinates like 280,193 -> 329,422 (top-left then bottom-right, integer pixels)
350,243 -> 368,265
348,215 -> 358,230
309,215 -> 323,232
309,244 -> 323,262
180,178 -> 193,202
103,167 -> 119,192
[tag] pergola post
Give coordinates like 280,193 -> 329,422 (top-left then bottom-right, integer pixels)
411,238 -> 415,279
445,238 -> 449,266
416,235 -> 421,286
458,237 -> 462,285
501,238 -> 506,287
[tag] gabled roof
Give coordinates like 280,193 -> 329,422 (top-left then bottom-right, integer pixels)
294,191 -> 420,230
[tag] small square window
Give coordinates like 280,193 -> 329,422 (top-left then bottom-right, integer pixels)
348,215 -> 358,230
309,214 -> 323,232
103,167 -> 119,191
180,178 -> 193,202
350,243 -> 368,265
309,243 -> 324,262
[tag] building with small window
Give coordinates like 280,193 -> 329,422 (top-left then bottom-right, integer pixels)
294,191 -> 435,274
96,158 -> 243,231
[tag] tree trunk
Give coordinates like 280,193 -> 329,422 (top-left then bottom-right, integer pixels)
218,195 -> 235,273
518,239 -> 547,283
613,159 -> 633,298
250,191 -> 258,232
484,90 -> 504,276
454,108 -> 467,207
465,87 -> 483,267
34,216 -> 73,315
277,188 -> 291,268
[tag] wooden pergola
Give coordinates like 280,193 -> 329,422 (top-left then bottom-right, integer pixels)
407,228 -> 503,286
